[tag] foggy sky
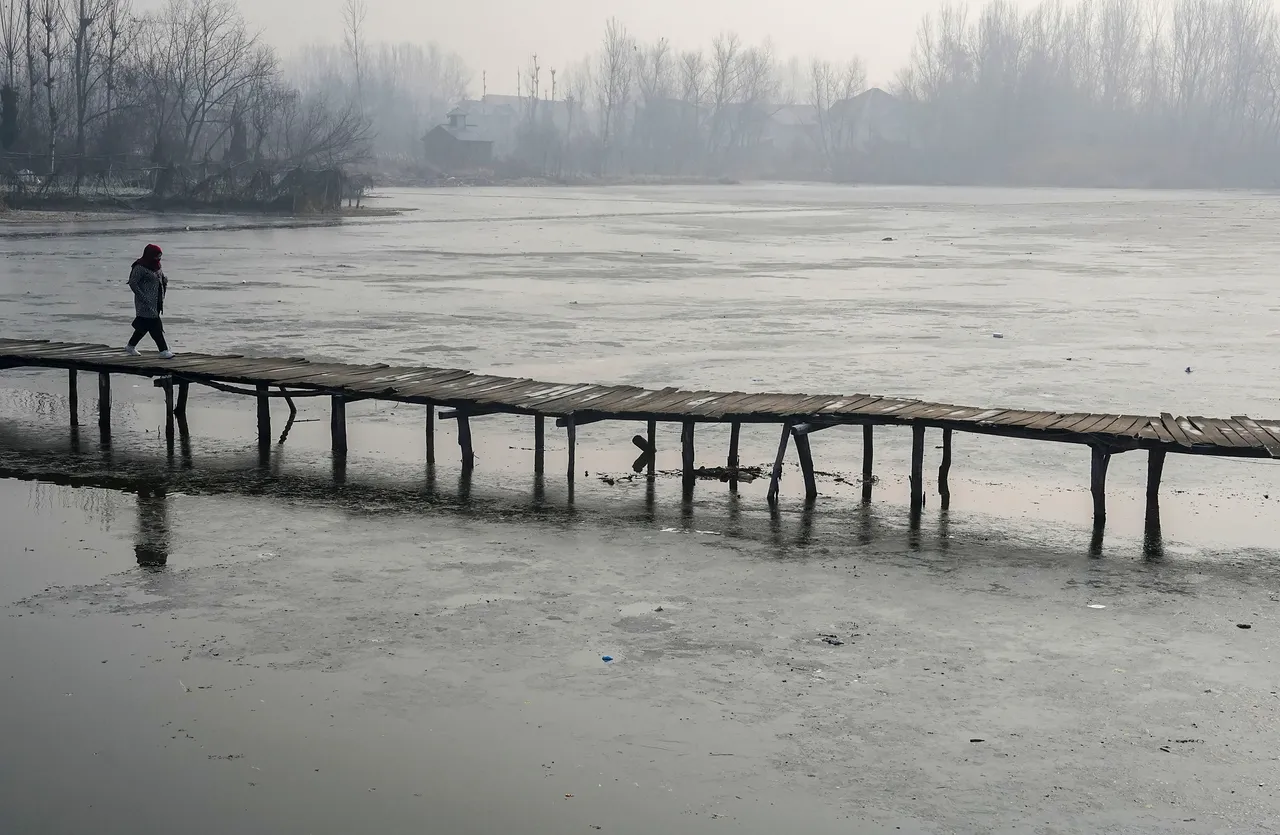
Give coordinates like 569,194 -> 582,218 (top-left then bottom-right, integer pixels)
142,0 -> 1047,92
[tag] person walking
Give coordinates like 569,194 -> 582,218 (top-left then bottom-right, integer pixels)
125,244 -> 175,358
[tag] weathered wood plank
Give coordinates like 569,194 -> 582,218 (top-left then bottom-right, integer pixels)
1232,416 -> 1280,457
1160,413 -> 1195,448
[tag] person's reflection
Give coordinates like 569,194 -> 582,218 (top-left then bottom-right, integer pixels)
135,486 -> 170,569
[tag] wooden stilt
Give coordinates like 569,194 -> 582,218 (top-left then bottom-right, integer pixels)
681,420 -> 696,494
175,381 -> 189,417
163,379 -> 175,445
767,422 -> 791,505
97,372 -> 111,431
566,413 -> 577,487
68,369 -> 78,427
1146,448 -> 1166,504
939,428 -> 953,507
910,424 -> 926,512
728,421 -> 742,492
534,414 -> 545,472
331,395 -> 348,455
793,428 -> 818,501
1091,446 -> 1112,524
646,420 -> 657,477
256,383 -> 270,450
458,413 -> 474,470
862,424 -> 874,502
425,402 -> 436,465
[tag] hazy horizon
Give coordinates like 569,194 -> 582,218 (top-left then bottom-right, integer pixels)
134,0 -> 1048,93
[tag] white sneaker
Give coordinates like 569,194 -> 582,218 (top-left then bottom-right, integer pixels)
124,345 -> 140,356
158,350 -> 176,359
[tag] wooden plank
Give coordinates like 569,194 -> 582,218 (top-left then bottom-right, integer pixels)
690,391 -> 757,418
818,396 -> 884,417
501,382 -> 598,408
1232,416 -> 1280,457
726,393 -> 805,416
1256,421 -> 1280,451
1070,414 -> 1122,435
588,388 -> 673,415
969,409 -> 1012,425
531,384 -> 626,415
1145,418 -> 1175,444
1177,417 -> 1228,450
779,394 -> 847,417
893,401 -> 949,420
1190,416 -> 1244,449
547,385 -> 639,414
865,399 -> 922,418
1044,413 -> 1090,431
1001,410 -> 1058,428
1212,417 -> 1258,449
1160,414 -> 1195,448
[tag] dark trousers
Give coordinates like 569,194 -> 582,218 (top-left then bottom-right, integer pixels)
128,316 -> 169,351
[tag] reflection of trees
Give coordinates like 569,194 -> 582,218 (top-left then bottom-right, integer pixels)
27,481 -> 121,528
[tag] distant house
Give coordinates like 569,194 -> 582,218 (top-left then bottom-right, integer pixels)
833,88 -> 918,151
423,100 -> 519,170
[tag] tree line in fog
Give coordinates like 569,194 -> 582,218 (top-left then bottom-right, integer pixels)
5,0 -> 1280,192
0,0 -> 370,198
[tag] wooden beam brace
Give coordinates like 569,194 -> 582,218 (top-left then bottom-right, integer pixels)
862,425 -> 874,503
939,428 -> 953,507
910,424 -> 926,512
767,422 -> 791,506
425,402 -> 436,465
681,420 -> 696,494
1091,445 -> 1112,524
793,429 -> 818,501
66,369 -> 79,427
555,414 -> 609,428
441,407 -> 503,421
332,395 -> 348,456
1147,448 -> 1166,505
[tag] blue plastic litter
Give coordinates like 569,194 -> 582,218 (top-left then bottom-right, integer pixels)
602,656 -> 614,663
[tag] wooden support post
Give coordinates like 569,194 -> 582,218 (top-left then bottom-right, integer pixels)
1146,449 -> 1166,505
256,383 -> 271,451
68,369 -> 78,427
1091,446 -> 1112,524
910,424 -> 926,512
534,414 -> 545,472
862,424 -> 874,502
163,378 -> 175,446
566,413 -> 577,487
331,395 -> 348,456
938,428 -> 953,507
97,372 -> 111,431
767,423 -> 791,506
175,381 -> 190,417
457,413 -> 474,470
681,420 -> 696,494
728,421 -> 742,492
425,402 -> 436,465
646,420 -> 657,477
793,428 -> 818,501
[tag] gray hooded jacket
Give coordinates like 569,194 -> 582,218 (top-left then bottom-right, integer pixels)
128,264 -> 168,319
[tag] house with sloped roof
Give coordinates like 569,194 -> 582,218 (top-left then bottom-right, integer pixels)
423,100 -> 518,170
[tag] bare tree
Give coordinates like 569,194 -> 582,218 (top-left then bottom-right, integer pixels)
810,56 -> 866,173
36,0 -> 59,169
0,0 -> 20,86
595,17 -> 633,174
341,0 -> 365,97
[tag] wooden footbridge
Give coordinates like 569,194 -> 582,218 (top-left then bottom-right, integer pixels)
2,337 -> 1277,524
